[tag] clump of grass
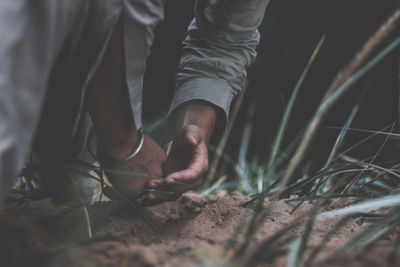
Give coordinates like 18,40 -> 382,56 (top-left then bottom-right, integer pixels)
222,33 -> 328,261
213,8 -> 400,267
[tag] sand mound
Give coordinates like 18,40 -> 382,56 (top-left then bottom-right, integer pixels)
0,190 -> 398,266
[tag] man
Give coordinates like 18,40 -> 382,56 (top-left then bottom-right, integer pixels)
0,0 -> 270,204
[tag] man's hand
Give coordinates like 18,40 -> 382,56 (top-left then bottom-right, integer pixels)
103,134 -> 167,200
144,101 -> 217,205
88,20 -> 168,201
144,125 -> 208,204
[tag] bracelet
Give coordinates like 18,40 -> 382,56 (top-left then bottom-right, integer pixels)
97,130 -> 144,166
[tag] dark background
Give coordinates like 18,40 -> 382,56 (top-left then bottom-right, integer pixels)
143,0 -> 400,166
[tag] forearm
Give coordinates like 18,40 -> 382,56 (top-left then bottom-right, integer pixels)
170,0 -> 270,122
88,19 -> 139,160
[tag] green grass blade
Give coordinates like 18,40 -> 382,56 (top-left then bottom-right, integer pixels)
244,220 -> 301,262
287,238 -> 301,267
266,34 -> 326,178
324,126 -> 400,138
354,226 -> 391,250
317,193 -> 400,221
351,161 -> 400,180
200,175 -> 227,196
324,87 -> 367,168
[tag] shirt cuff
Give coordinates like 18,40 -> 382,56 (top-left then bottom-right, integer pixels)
168,77 -> 235,121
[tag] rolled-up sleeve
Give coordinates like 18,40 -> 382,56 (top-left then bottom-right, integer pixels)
169,0 -> 270,120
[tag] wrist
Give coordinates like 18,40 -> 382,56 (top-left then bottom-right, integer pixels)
170,101 -> 217,143
97,127 -> 141,161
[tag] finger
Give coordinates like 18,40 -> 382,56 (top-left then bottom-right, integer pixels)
163,177 -> 202,192
146,177 -> 195,187
166,164 -> 206,184
184,129 -> 201,148
145,178 -> 192,189
146,177 -> 202,193
166,151 -> 207,184
146,179 -> 190,193
145,178 -> 165,189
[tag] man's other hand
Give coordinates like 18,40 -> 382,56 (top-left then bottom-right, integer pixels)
144,101 -> 216,205
144,125 -> 208,204
104,134 -> 167,200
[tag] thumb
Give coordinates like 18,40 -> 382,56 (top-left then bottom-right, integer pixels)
183,128 -> 201,149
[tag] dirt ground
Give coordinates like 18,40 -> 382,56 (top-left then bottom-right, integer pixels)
0,190 -> 398,267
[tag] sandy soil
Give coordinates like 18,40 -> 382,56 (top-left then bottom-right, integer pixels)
0,190 -> 398,267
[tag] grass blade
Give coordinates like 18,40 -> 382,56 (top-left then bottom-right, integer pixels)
266,34 -> 326,179
317,193 -> 400,221
324,126 -> 400,138
324,85 -> 368,168
287,238 -> 301,267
